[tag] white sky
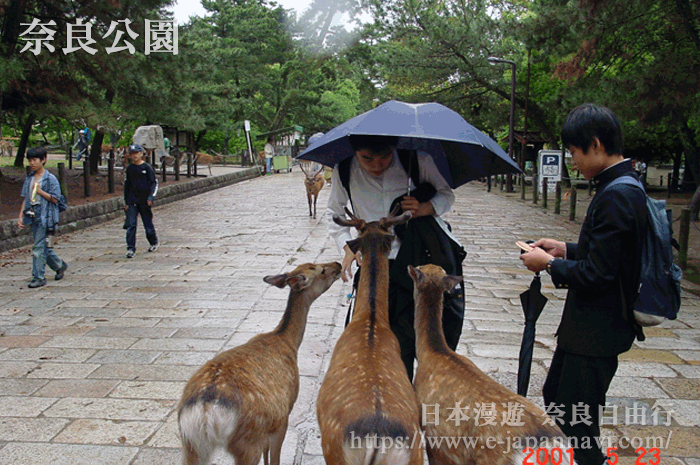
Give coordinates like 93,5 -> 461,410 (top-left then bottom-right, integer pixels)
169,0 -> 314,23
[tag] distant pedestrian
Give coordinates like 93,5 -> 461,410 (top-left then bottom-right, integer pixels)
74,129 -> 89,161
264,136 -> 275,175
123,144 -> 159,258
637,159 -> 647,187
17,147 -> 68,288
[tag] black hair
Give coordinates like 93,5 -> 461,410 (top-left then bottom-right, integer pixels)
348,135 -> 399,153
561,103 -> 624,156
26,147 -> 48,160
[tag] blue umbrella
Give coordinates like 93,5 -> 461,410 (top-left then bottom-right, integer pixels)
296,100 -> 521,188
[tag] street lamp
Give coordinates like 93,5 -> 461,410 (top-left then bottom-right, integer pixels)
488,56 -> 516,192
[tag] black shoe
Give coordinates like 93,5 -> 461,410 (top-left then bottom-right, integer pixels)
28,278 -> 46,289
55,262 -> 68,281
126,249 -> 135,258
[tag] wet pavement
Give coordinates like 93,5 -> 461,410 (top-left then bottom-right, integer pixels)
0,169 -> 698,464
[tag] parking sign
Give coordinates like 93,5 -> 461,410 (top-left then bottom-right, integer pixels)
538,150 -> 563,192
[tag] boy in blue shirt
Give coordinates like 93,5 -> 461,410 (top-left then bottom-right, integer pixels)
124,144 -> 159,258
17,147 -> 68,288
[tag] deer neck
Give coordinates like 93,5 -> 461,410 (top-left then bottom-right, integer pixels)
414,288 -> 450,357
274,291 -> 313,349
353,246 -> 390,327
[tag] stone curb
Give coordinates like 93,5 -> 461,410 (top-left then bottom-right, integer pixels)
0,167 -> 260,253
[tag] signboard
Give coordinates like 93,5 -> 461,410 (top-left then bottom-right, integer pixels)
538,149 -> 563,193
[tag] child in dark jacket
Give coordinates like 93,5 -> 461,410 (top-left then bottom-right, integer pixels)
124,144 -> 159,258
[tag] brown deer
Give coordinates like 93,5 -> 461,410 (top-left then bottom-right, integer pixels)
317,207 -> 424,465
0,139 -> 15,157
300,163 -> 325,219
194,152 -> 223,176
160,149 -> 185,171
409,264 -> 575,465
178,261 -> 342,465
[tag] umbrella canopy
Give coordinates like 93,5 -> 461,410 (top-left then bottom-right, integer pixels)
517,273 -> 548,397
296,100 -> 521,189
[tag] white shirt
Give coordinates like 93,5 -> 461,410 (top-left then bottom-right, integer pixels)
326,150 -> 458,259
264,143 -> 275,159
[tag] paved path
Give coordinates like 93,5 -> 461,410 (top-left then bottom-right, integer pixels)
0,171 -> 698,464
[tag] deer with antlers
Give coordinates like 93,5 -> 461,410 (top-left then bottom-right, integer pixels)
317,207 -> 424,465
300,163 -> 325,219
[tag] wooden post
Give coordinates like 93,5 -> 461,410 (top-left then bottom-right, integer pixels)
521,175 -> 526,200
533,174 -> 538,204
187,152 -> 192,178
174,155 -> 180,181
68,146 -> 73,170
108,148 -> 115,194
58,163 -> 68,201
83,161 -> 90,197
487,175 -> 492,192
542,177 -> 548,209
667,174 -> 673,199
162,155 -> 167,183
554,181 -> 561,214
569,187 -> 577,221
678,208 -> 690,270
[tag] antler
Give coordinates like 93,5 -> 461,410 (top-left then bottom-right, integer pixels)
332,207 -> 366,230
379,206 -> 412,229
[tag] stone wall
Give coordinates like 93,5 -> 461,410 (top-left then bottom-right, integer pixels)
0,168 -> 260,253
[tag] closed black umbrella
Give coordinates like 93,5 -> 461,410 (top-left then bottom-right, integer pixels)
518,272 -> 548,397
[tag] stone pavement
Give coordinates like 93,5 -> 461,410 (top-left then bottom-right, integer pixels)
0,170 -> 698,465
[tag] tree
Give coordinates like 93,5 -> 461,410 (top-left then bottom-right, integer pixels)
525,0 -> 700,216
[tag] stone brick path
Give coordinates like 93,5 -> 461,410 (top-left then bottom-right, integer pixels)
0,170 -> 697,464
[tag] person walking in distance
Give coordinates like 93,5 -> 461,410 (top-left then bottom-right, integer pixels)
123,144 -> 159,258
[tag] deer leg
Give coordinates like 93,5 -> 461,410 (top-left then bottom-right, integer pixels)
313,195 -> 318,219
307,192 -> 313,217
268,420 -> 287,465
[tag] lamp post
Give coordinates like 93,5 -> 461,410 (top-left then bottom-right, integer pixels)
488,56 -> 516,192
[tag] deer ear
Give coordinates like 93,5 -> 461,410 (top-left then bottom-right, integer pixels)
286,274 -> 310,290
408,265 -> 425,284
442,275 -> 463,292
346,238 -> 361,254
263,273 -> 289,288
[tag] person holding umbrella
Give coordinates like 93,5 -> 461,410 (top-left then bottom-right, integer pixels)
520,104 -> 647,465
326,134 -> 463,380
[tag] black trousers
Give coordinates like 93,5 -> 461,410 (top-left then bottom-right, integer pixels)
125,204 -> 158,251
351,260 -> 465,380
543,347 -> 619,465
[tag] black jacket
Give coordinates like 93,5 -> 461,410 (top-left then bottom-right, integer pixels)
124,163 -> 158,205
548,160 -> 648,357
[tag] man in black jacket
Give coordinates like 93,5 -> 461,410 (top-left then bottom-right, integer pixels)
521,104 -> 647,465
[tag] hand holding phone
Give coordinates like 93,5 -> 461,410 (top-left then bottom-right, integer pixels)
516,241 -> 534,253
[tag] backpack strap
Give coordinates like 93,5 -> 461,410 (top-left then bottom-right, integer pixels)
338,156 -> 354,208
337,149 -> 421,208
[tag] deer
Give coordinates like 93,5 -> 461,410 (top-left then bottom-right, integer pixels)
317,207 -> 424,465
194,152 -> 223,176
178,261 -> 342,465
300,163 -> 325,219
160,149 -> 185,171
408,264 -> 576,465
0,139 -> 14,157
